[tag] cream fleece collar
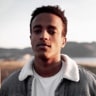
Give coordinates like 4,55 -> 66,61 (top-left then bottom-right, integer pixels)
19,54 -> 79,82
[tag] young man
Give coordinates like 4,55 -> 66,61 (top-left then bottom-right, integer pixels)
0,5 -> 96,96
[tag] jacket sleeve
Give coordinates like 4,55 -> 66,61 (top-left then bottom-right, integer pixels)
80,66 -> 96,95
88,71 -> 96,95
0,70 -> 21,96
0,70 -> 29,96
0,79 -> 9,96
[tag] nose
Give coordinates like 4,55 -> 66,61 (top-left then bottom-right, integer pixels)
40,30 -> 49,40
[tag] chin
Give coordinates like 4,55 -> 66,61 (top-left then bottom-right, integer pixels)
36,52 -> 50,60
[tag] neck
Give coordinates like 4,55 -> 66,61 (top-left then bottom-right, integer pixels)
33,56 -> 62,77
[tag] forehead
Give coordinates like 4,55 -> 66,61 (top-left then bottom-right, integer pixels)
32,13 -> 63,27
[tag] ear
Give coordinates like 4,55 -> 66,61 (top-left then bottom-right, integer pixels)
29,35 -> 32,44
61,37 -> 67,48
30,35 -> 32,46
30,35 -> 31,40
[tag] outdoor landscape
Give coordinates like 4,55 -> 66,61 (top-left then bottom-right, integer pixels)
0,41 -> 96,86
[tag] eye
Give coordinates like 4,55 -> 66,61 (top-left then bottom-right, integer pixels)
47,26 -> 56,35
33,29 -> 42,34
48,29 -> 56,35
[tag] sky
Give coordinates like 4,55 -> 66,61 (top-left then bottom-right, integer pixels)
0,0 -> 96,48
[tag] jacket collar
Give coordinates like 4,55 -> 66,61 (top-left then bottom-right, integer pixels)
19,54 -> 79,82
61,54 -> 79,82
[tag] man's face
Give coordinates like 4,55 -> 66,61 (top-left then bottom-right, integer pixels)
30,13 -> 66,59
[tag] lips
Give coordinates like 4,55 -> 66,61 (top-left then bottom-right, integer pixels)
36,43 -> 51,47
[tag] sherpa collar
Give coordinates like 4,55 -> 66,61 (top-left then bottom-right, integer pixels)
19,54 -> 79,82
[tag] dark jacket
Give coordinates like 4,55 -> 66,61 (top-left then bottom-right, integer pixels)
0,66 -> 96,96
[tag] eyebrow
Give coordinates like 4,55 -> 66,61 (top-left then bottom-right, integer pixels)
47,25 -> 57,30
33,25 -> 42,29
33,25 -> 57,30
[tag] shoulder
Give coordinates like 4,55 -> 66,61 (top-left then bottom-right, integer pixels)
78,65 -> 96,80
78,65 -> 96,91
0,69 -> 30,96
0,70 -> 22,95
2,69 -> 21,86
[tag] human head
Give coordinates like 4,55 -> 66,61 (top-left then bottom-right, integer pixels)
30,5 -> 67,37
30,5 -> 67,60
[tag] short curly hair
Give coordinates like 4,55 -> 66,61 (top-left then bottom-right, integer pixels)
30,5 -> 67,36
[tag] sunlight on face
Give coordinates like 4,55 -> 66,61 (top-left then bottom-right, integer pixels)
30,13 -> 66,60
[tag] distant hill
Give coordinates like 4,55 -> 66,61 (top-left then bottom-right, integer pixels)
0,47 -> 33,60
0,42 -> 96,59
62,42 -> 96,57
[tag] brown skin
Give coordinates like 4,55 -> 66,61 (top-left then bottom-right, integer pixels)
30,13 -> 67,77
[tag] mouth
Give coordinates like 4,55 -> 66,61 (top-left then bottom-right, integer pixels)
36,43 -> 51,48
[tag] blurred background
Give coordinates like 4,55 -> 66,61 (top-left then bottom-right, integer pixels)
0,0 -> 96,86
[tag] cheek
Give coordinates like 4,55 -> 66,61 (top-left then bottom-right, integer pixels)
56,38 -> 64,48
31,35 -> 39,49
52,38 -> 62,48
31,38 -> 35,47
30,35 -> 35,46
